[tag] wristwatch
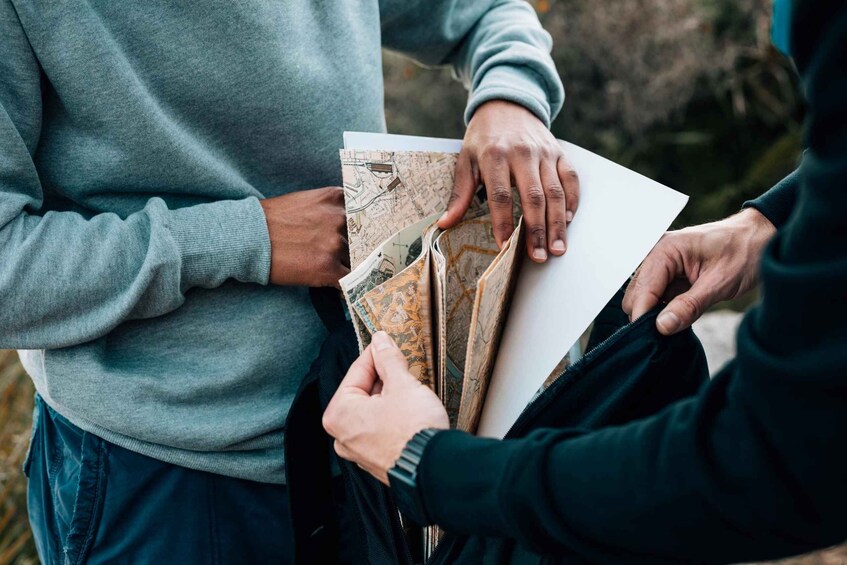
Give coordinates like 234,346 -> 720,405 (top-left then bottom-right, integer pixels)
387,428 -> 441,526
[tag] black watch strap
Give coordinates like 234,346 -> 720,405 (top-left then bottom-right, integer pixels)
387,428 -> 441,526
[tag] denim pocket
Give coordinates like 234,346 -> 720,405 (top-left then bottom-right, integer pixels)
22,394 -> 43,478
41,404 -> 109,565
62,431 -> 107,565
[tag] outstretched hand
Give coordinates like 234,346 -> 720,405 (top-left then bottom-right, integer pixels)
623,208 -> 777,335
322,332 -> 449,485
440,100 -> 580,263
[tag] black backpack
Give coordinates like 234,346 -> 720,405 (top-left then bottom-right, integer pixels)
285,287 -> 709,564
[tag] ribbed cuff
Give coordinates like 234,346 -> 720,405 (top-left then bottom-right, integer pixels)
167,197 -> 271,289
418,429 -> 518,537
465,65 -> 563,128
741,167 -> 801,230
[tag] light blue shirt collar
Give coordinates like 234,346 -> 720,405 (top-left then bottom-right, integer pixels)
772,0 -> 793,56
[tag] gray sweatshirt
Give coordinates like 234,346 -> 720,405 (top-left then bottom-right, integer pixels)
1,0 -> 563,483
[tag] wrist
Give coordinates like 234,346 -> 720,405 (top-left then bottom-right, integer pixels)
387,428 -> 442,526
718,207 -> 776,298
469,98 -> 543,128
464,64 -> 563,127
734,207 -> 777,248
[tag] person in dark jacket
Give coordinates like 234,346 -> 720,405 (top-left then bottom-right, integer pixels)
322,1 -> 847,562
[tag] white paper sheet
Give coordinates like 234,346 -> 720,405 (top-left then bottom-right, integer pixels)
343,131 -> 688,438
343,131 -> 463,153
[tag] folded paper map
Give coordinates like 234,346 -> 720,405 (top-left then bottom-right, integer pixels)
340,148 -> 510,430
340,132 -> 689,438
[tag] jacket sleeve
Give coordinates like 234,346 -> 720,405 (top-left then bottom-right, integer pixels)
0,3 -> 271,350
742,166 -> 800,228
379,0 -> 564,126
418,3 -> 847,562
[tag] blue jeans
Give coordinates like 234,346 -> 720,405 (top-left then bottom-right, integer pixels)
24,395 -> 294,564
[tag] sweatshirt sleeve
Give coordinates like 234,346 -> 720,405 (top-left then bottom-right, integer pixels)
0,4 -> 270,350
379,0 -> 564,127
419,3 -> 847,562
742,166 -> 800,228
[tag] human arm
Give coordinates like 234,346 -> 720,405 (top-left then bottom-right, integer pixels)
326,3 -> 847,561
623,159 -> 805,334
0,4 -> 345,350
323,331 -> 450,485
380,0 -> 578,261
0,3 -> 268,350
416,2 -> 847,560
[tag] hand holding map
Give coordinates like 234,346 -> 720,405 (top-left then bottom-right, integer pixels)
339,132 -> 688,439
339,147 -> 522,432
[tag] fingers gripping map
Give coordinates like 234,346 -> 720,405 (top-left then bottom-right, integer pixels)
339,148 -> 528,430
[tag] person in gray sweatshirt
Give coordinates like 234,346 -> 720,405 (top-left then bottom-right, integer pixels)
1,0 -> 574,561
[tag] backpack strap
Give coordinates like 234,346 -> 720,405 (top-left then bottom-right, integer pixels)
310,287 -> 348,334
308,289 -> 413,565
284,288 -> 353,563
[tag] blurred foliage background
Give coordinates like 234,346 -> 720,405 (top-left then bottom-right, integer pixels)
384,0 -> 804,229
0,1 -> 834,564
0,351 -> 36,564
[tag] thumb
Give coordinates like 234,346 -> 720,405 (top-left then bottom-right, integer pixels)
655,281 -> 718,336
336,344 -> 378,395
371,331 -> 416,389
623,237 -> 678,322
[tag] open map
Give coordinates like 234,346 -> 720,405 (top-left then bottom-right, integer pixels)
339,149 -> 545,432
337,138 -> 688,562
341,216 -> 440,387
433,216 -> 501,426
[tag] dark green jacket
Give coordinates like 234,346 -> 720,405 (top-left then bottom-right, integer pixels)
417,2 -> 847,562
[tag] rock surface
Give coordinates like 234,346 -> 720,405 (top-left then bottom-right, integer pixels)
692,310 -> 744,376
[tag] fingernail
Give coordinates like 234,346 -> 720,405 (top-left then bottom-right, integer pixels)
438,212 -> 449,224
373,331 -> 393,351
657,312 -> 680,334
532,248 -> 547,262
551,240 -> 566,253
566,210 -> 574,223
